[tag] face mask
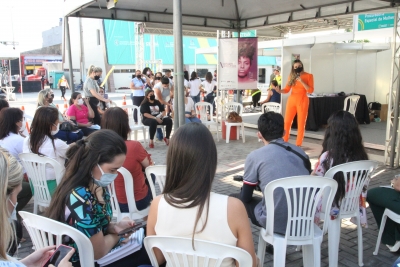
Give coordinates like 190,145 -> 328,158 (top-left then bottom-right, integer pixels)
149,95 -> 155,101
137,75 -> 142,79
77,99 -> 84,105
51,124 -> 59,136
47,97 -> 53,104
8,198 -> 17,222
294,67 -> 303,73
146,71 -> 150,75
94,75 -> 100,80
19,118 -> 26,132
92,164 -> 118,187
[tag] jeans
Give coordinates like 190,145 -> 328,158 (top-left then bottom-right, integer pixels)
185,117 -> 202,124
130,94 -> 145,123
79,127 -> 97,136
156,128 -> 164,141
54,129 -> 84,144
191,94 -> 200,104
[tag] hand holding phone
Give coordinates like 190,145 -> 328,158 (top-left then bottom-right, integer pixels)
42,245 -> 74,267
117,219 -> 147,236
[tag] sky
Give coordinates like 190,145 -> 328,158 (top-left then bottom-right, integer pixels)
0,0 -> 64,52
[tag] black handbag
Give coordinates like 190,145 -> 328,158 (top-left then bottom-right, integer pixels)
368,102 -> 381,111
59,121 -> 79,131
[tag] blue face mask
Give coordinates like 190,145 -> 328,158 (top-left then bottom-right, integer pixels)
92,164 -> 118,187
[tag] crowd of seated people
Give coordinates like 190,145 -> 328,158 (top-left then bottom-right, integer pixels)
1,72 -> 398,267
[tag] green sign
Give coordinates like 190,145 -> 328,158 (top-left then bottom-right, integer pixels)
232,30 -> 257,38
358,13 -> 394,31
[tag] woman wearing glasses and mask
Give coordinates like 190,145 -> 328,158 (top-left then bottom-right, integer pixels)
37,89 -> 84,144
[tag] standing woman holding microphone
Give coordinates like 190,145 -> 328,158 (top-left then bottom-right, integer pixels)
276,59 -> 314,146
83,65 -> 111,125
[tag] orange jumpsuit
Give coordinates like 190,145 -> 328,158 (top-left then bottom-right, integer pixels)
281,72 -> 314,146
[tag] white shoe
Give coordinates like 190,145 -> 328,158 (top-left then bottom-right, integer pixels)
386,241 -> 400,252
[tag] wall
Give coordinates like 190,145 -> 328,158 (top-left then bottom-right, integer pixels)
42,26 -> 62,48
375,49 -> 391,104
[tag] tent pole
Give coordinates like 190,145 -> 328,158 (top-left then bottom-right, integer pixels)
65,16 -> 75,93
173,0 -> 185,129
18,54 -> 23,102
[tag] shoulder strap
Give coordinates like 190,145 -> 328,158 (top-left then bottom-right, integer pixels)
269,141 -> 312,173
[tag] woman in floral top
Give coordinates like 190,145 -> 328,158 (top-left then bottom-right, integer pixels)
47,130 -> 151,267
313,110 -> 368,224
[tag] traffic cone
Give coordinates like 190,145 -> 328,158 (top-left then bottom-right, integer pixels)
122,95 -> 127,113
20,106 -> 30,133
21,106 -> 25,111
201,92 -> 205,102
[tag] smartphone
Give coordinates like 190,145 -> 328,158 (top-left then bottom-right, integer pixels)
104,93 -> 109,99
118,220 -> 147,236
42,245 -> 73,267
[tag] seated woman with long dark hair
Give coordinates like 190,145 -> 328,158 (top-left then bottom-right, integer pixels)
140,89 -> 172,148
313,110 -> 368,223
23,107 -> 71,197
67,92 -> 97,136
46,130 -> 151,267
101,107 -> 154,212
146,123 -> 257,267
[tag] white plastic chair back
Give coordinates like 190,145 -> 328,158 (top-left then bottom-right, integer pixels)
121,105 -> 147,144
109,167 -> 153,221
264,176 -> 337,241
222,102 -> 245,143
343,95 -> 360,116
144,236 -> 252,267
195,102 -> 219,141
19,153 -> 64,214
324,160 -> 378,218
145,165 -> 166,196
19,211 -> 95,267
223,102 -> 243,117
261,103 -> 281,114
195,102 -> 213,122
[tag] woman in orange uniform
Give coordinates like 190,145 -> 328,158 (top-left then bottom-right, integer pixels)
278,60 -> 314,146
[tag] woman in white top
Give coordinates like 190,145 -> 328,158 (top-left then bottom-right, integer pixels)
0,148 -> 74,267
200,72 -> 217,114
183,88 -> 201,124
0,108 -> 25,162
188,71 -> 202,104
147,123 -> 257,267
23,107 -> 70,197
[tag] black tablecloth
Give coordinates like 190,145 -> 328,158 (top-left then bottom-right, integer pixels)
292,94 -> 370,131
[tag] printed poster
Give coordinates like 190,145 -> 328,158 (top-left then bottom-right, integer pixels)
219,38 -> 258,90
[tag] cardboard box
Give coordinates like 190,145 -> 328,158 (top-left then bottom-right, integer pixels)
380,104 -> 388,122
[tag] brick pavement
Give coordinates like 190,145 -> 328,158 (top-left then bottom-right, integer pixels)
8,90 -> 400,266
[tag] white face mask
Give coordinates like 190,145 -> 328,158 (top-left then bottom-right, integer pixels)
77,99 -> 84,105
8,198 -> 17,222
51,123 -> 60,136
92,164 -> 118,187
20,118 -> 26,132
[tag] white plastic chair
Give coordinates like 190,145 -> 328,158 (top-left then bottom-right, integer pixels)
19,153 -> 64,214
261,102 -> 282,114
343,95 -> 360,117
108,167 -> 155,221
121,105 -> 148,146
144,236 -> 252,267
223,102 -> 245,144
19,211 -> 95,267
195,102 -> 219,141
257,176 -> 338,267
373,208 -> 400,255
145,165 -> 166,196
323,160 -> 378,267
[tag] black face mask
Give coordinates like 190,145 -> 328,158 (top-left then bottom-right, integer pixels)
149,95 -> 155,101
155,77 -> 161,80
51,94 -> 54,98
47,97 -> 53,104
137,75 -> 142,79
94,75 -> 100,80
294,67 -> 303,73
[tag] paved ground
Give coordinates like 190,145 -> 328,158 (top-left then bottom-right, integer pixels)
8,89 -> 400,266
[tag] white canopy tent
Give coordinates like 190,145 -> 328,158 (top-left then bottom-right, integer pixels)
62,0 -> 398,149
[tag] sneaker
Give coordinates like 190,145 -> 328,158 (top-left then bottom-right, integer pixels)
149,143 -> 154,148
